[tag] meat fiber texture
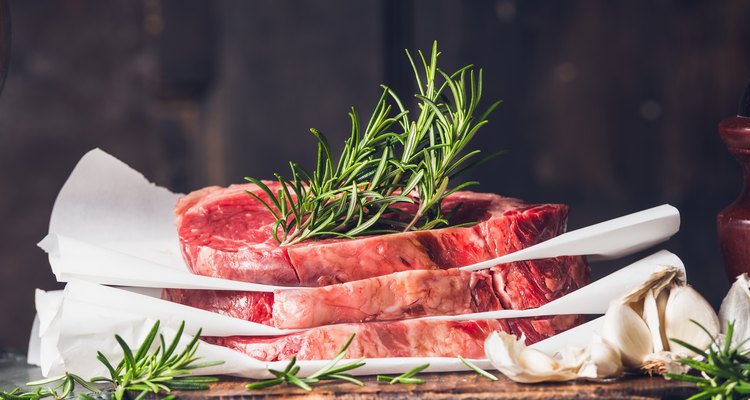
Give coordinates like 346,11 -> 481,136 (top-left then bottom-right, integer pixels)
163,256 -> 589,329
173,182 -> 591,361
202,316 -> 586,361
176,181 -> 572,286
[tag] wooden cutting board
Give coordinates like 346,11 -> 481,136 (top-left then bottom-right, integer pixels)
0,355 -> 697,399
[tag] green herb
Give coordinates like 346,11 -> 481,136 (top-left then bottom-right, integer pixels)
246,41 -> 503,245
666,320 -> 750,400
91,320 -> 223,400
0,372 -> 99,400
458,356 -> 498,381
0,320 -> 219,400
377,363 -> 430,385
246,334 -> 365,391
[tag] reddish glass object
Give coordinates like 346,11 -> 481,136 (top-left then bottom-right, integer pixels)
718,84 -> 750,280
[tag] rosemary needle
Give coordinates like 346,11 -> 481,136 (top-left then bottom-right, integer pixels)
377,363 -> 430,385
458,356 -> 499,381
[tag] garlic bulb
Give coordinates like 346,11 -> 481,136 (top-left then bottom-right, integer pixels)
484,265 -> 722,383
602,266 -> 719,373
664,285 -> 720,357
719,273 -> 750,350
602,302 -> 653,368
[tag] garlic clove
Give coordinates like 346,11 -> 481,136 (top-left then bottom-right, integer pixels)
577,335 -> 623,379
642,289 -> 663,352
642,288 -> 670,352
485,331 -> 579,383
655,288 -> 670,350
485,331 -> 525,374
555,346 -> 589,371
602,301 -> 653,369
518,347 -> 560,373
719,273 -> 750,350
664,285 -> 720,357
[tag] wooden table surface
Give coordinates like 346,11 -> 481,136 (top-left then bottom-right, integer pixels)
0,353 -> 698,399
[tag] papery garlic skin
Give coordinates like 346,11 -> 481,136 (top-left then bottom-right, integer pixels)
602,302 -> 653,368
578,335 -> 623,379
664,285 -> 720,357
484,332 -> 579,383
485,331 -> 623,383
719,273 -> 750,350
642,351 -> 690,376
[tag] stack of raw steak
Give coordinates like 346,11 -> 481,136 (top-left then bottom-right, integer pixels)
166,181 -> 590,361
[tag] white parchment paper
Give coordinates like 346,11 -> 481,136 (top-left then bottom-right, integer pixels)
28,149 -> 686,379
30,250 -> 684,378
39,149 -> 680,292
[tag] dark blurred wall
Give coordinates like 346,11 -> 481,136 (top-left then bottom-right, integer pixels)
0,0 -> 748,351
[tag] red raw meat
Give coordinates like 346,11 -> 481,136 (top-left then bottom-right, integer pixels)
204,319 -> 507,361
175,184 -> 591,360
176,183 -> 569,286
164,256 -> 589,329
164,268 -> 499,329
202,315 -> 585,361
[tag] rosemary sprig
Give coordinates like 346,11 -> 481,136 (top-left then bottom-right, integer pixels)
246,41 -> 502,245
666,320 -> 750,400
246,334 -> 366,391
0,372 -> 99,400
458,356 -> 499,381
90,320 -> 223,400
1,320 -> 219,400
377,363 -> 430,385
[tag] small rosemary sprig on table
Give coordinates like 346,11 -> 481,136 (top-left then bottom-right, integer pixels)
377,364 -> 430,385
458,356 -> 499,381
91,320 -> 222,400
1,372 -> 99,400
0,320 -> 221,400
246,334 -> 365,392
666,321 -> 750,400
246,41 -> 502,245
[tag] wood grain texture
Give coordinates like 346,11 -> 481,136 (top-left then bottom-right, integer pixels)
165,373 -> 697,400
0,357 -> 697,399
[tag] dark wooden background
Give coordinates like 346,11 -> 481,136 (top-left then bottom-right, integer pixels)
0,0 -> 748,351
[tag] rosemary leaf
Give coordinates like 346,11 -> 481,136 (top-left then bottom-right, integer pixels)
246,378 -> 285,390
458,356 -> 499,381
377,364 -> 430,385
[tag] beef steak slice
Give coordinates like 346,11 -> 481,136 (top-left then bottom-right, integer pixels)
204,319 -> 506,361
202,315 -> 585,362
164,255 -> 589,329
176,184 -> 569,286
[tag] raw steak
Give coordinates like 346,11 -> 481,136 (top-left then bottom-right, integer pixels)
204,319 -> 505,361
176,183 -> 569,286
164,268 -> 499,329
164,256 -> 589,329
203,316 -> 585,361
